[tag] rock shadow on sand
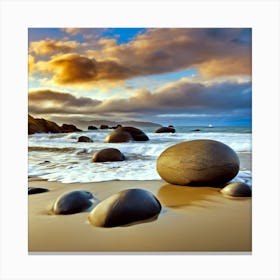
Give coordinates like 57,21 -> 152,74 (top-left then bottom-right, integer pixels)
157,184 -> 221,209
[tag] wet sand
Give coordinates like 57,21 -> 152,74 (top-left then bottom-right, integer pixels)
28,153 -> 252,252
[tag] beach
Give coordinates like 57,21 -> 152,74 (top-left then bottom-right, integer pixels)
28,152 -> 251,252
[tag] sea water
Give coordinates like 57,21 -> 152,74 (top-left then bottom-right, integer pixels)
28,126 -> 252,184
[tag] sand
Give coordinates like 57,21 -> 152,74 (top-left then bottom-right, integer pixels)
28,153 -> 252,253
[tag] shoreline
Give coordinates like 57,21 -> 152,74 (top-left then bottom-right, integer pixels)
28,180 -> 251,252
28,151 -> 252,252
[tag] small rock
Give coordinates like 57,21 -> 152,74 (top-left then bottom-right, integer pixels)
92,148 -> 125,162
154,127 -> 176,133
100,124 -> 109,129
78,136 -> 93,142
53,190 -> 96,215
88,188 -> 162,227
221,182 -> 252,197
88,126 -> 98,130
28,187 -> 49,195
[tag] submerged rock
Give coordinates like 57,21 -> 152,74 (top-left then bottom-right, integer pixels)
154,127 -> 176,133
88,125 -> 98,130
92,148 -> 125,162
88,188 -> 162,227
156,139 -> 240,186
28,187 -> 49,195
53,190 -> 95,215
221,182 -> 252,197
78,136 -> 93,142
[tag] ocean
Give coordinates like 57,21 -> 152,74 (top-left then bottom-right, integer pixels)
28,126 -> 252,185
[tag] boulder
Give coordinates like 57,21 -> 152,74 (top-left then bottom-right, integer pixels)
105,130 -> 133,143
156,139 -> 240,186
28,187 -> 49,195
92,148 -> 125,162
100,124 -> 109,129
53,190 -> 95,215
88,125 -> 98,130
115,126 -> 149,141
191,129 -> 201,132
154,127 -> 176,133
78,136 -> 93,143
221,182 -> 252,197
88,188 -> 162,227
61,124 -> 82,133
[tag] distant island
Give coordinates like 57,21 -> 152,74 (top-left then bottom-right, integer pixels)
28,115 -> 161,134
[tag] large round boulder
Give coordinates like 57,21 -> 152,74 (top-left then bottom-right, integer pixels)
156,139 -> 240,186
115,126 -> 149,141
221,182 -> 251,197
92,148 -> 125,162
88,188 -> 162,227
105,130 -> 133,143
78,136 -> 93,142
53,190 -> 95,215
154,127 -> 176,133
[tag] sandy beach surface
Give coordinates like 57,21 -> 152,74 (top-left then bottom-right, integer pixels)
28,153 -> 252,253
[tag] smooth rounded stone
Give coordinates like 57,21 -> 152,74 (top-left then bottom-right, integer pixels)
92,148 -> 125,162
115,126 -> 149,141
88,188 -> 162,227
78,136 -> 93,142
105,130 -> 133,143
88,125 -> 98,130
157,139 -> 240,186
154,127 -> 176,133
221,182 -> 252,197
28,187 -> 49,195
53,190 -> 95,215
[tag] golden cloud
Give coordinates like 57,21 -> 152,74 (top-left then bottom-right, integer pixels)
30,39 -> 79,55
30,28 -> 251,88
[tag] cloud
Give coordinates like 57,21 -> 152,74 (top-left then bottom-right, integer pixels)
28,89 -> 101,114
29,78 -> 251,122
33,53 -> 138,86
30,28 -> 251,88
30,39 -> 80,55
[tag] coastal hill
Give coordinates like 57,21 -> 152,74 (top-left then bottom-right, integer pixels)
28,115 -> 82,134
28,115 -> 161,134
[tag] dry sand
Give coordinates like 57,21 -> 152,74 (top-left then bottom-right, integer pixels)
28,152 -> 252,253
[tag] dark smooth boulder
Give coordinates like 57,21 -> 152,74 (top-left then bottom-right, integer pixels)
100,124 -> 109,129
78,136 -> 93,143
221,182 -> 252,197
92,148 -> 125,162
154,127 -> 176,133
53,190 -> 95,215
105,130 -> 133,143
115,126 -> 149,141
156,139 -> 240,186
191,129 -> 201,132
88,188 -> 162,227
88,125 -> 98,130
28,187 -> 49,195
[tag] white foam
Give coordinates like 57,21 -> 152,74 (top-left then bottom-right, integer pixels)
28,129 -> 252,183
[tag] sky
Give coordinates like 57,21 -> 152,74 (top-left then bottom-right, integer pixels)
28,28 -> 252,126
